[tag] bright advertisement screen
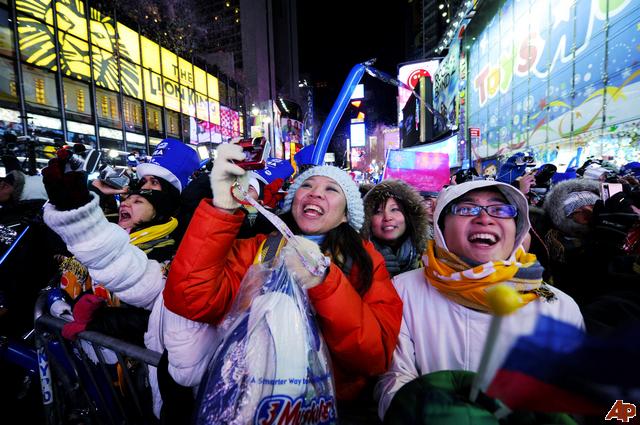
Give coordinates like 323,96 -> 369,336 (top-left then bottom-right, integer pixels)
15,0 -> 222,116
467,0 -> 640,163
350,122 -> 366,147
351,84 -> 364,100
397,60 -> 440,120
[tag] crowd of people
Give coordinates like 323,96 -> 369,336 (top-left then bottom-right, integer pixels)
0,140 -> 638,424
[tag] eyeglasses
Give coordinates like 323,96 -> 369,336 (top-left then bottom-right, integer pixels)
449,203 -> 518,218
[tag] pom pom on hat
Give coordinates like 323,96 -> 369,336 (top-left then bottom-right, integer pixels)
563,190 -> 599,217
282,165 -> 364,231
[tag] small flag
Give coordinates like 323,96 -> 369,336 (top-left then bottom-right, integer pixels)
480,312 -> 640,415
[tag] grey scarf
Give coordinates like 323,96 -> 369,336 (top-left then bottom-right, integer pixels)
373,237 -> 419,277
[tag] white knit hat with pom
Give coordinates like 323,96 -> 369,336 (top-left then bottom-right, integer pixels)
281,165 -> 365,231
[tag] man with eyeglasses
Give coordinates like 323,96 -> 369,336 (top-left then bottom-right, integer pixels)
375,180 -> 584,421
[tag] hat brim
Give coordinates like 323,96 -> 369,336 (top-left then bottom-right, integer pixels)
136,163 -> 182,192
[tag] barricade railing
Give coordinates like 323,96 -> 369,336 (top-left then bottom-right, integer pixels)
33,290 -> 162,425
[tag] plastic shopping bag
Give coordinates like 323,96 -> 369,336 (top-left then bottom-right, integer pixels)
194,255 -> 337,425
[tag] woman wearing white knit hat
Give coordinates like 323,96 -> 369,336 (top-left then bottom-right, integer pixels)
163,143 -> 403,411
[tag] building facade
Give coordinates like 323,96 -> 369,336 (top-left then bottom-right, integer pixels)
0,0 -> 246,166
430,0 -> 640,173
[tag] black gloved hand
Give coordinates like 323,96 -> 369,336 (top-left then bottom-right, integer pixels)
42,147 -> 91,211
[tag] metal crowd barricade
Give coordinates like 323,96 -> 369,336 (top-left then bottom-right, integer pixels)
33,291 -> 162,425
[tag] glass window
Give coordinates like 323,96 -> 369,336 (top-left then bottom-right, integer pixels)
140,36 -> 160,73
55,0 -> 87,40
120,60 -> 143,100
63,78 -> 92,122
29,113 -> 64,151
17,16 -> 56,71
117,23 -> 140,64
66,120 -> 95,147
181,86 -> 195,117
92,45 -> 119,91
163,77 -> 180,112
0,57 -> 18,106
99,136 -> 124,158
0,8 -> 14,57
166,109 -> 179,138
89,8 -> 116,52
143,69 -> 163,106
0,107 -> 23,137
228,85 -> 236,109
96,88 -> 121,128
161,47 -> 178,82
146,104 -> 163,136
16,0 -> 53,24
59,32 -> 91,81
218,78 -> 227,105
22,64 -> 58,112
181,113 -> 191,143
123,96 -> 143,132
126,141 -> 146,158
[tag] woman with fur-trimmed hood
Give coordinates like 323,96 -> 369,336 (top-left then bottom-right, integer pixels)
541,179 -> 601,303
362,179 -> 429,277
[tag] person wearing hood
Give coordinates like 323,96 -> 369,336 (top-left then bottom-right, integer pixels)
362,180 -> 429,277
375,180 -> 583,420
162,143 -> 403,411
540,178 -> 601,304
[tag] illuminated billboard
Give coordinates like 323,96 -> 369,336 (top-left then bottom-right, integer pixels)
467,0 -> 640,165
397,60 -> 440,121
14,0 -> 226,132
350,122 -> 366,147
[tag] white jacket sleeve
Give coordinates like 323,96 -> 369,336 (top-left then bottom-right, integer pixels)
43,193 -> 163,310
374,317 -> 420,420
161,303 -> 219,387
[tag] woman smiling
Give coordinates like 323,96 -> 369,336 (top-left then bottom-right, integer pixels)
362,180 -> 429,277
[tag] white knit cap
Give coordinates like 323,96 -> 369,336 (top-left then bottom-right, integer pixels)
281,165 -> 365,231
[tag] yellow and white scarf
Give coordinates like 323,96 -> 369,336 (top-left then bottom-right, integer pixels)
423,240 -> 552,312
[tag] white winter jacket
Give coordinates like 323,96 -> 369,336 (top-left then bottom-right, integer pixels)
43,193 -> 217,417
374,180 -> 585,419
374,268 -> 584,419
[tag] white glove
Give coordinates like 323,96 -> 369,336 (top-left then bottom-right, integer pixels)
50,299 -> 73,321
210,143 -> 249,210
282,236 -> 330,290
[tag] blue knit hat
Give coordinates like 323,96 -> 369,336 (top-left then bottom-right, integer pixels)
282,165 -> 365,231
136,138 -> 200,192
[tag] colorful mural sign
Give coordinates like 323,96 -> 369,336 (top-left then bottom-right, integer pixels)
467,0 -> 640,164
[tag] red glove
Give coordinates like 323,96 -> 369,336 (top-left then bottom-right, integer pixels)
42,147 -> 91,211
61,294 -> 105,340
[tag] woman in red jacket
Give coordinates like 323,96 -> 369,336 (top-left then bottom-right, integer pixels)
163,143 -> 402,410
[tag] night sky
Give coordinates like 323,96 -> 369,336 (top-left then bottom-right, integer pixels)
297,1 -> 405,127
